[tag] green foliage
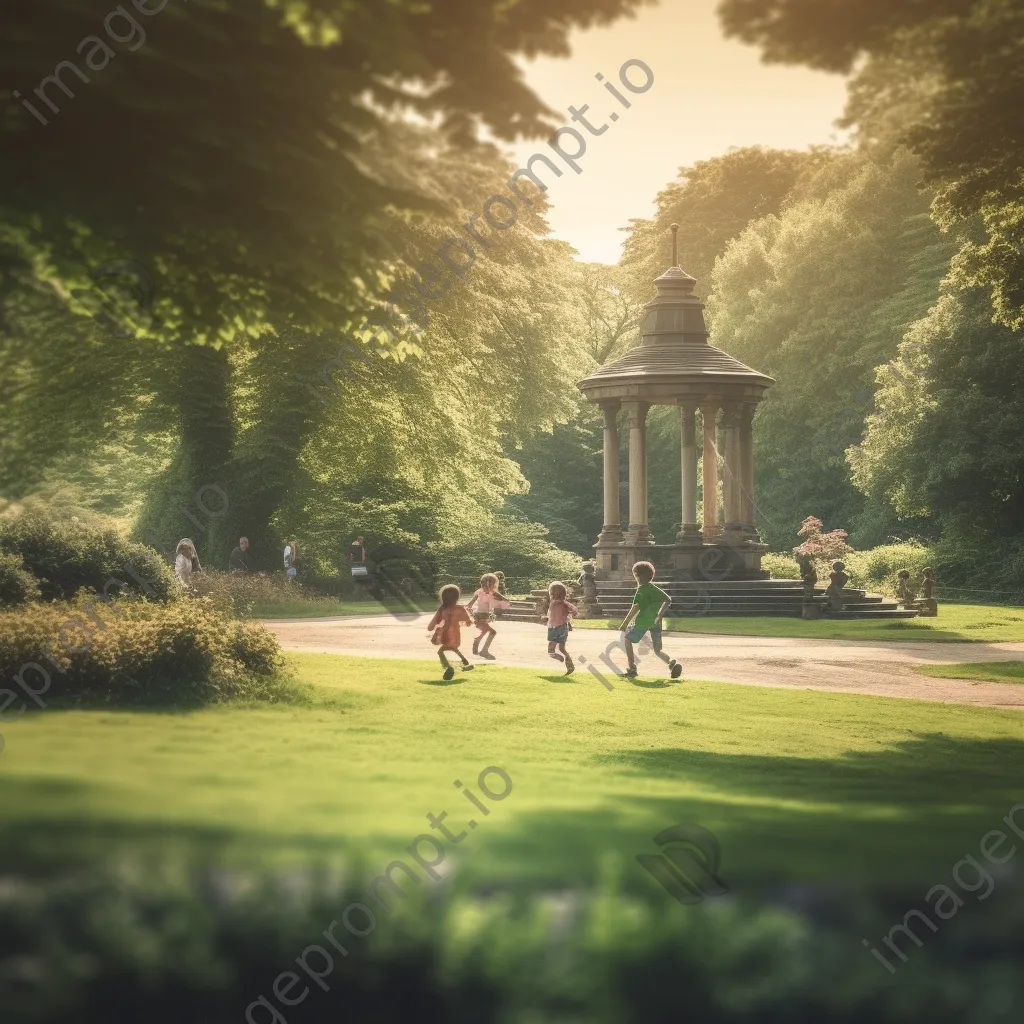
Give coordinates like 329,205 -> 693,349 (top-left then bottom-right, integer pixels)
0,597 -> 287,707
4,854 -> 1023,1024
844,542 -> 933,597
719,0 -> 1024,331
430,514 -> 583,590
707,149 -> 956,548
0,550 -> 41,607
621,146 -> 834,300
850,288 -> 1024,548
0,509 -> 175,602
761,552 -> 800,579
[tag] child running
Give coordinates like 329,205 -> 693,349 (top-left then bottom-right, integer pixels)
546,581 -> 579,674
427,585 -> 474,681
618,561 -> 682,680
466,573 -> 511,659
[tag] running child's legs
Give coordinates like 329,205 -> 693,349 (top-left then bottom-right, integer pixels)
547,641 -> 564,661
439,645 -> 469,666
480,623 -> 497,653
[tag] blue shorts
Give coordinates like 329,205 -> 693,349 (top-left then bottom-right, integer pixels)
547,625 -> 569,644
627,621 -> 662,648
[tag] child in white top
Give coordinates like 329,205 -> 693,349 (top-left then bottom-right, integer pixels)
466,573 -> 511,659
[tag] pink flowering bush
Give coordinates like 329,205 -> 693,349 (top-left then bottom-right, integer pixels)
793,516 -> 853,577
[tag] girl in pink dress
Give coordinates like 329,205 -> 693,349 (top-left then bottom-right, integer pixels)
546,581 -> 578,674
466,573 -> 511,659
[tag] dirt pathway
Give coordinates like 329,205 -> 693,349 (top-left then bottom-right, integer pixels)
263,614 -> 1024,710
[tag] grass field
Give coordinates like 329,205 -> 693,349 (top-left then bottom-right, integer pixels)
577,602 -> 1024,642
249,597 -> 432,618
2,652 -> 1022,895
914,660 -> 1024,684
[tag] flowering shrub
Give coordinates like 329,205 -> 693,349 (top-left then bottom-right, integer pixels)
0,512 -> 175,602
792,517 -> 853,565
0,550 -> 42,606
0,597 -> 290,707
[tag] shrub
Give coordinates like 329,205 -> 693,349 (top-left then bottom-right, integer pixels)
792,516 -> 852,564
844,542 -> 934,597
761,553 -> 800,579
0,550 -> 42,607
0,511 -> 175,602
0,597 -> 290,708
430,515 -> 583,593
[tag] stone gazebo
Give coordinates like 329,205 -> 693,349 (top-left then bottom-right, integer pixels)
578,227 -> 774,581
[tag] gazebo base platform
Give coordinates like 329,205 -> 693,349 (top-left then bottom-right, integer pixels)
592,578 -> 918,619
594,540 -> 768,582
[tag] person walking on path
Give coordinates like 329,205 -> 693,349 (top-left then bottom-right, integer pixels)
618,560 -> 682,680
228,537 -> 249,572
427,584 -> 474,681
283,538 -> 298,582
466,573 -> 511,659
546,581 -> 578,675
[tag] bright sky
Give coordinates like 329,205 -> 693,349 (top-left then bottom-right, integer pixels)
511,0 -> 849,264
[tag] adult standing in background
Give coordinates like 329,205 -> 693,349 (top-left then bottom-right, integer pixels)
284,537 -> 298,582
228,537 -> 249,572
350,535 -> 366,568
174,538 -> 197,589
349,535 -> 369,597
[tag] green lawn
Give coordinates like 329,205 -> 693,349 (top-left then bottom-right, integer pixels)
250,597 -> 433,618
577,602 -> 1024,642
2,652 -> 1022,896
914,660 -> 1024,684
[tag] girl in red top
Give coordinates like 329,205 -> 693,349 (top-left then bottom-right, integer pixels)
427,584 -> 474,680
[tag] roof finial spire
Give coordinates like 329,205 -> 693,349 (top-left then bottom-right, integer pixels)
670,223 -> 679,268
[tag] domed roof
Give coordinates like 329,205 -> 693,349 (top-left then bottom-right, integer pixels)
578,239 -> 774,400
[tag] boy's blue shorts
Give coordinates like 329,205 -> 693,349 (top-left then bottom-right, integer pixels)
626,622 -> 662,647
547,625 -> 569,644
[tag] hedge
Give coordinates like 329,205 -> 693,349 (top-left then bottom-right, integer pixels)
0,597 -> 289,708
0,512 -> 176,603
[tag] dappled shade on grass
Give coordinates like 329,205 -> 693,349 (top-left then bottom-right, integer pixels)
2,654 -> 1021,893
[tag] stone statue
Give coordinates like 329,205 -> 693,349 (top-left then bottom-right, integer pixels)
917,566 -> 937,616
896,569 -> 917,608
575,561 -> 603,617
824,560 -> 849,612
796,553 -> 818,600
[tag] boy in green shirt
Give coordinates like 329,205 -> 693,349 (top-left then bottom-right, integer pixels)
618,561 -> 682,679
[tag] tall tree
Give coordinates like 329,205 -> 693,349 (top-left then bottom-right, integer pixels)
1,0 -> 645,561
718,0 -> 1024,329
620,146 -> 835,301
849,286 -> 1024,585
707,149 -> 956,548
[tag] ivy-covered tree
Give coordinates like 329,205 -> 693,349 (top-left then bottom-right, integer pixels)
1,0 -> 644,563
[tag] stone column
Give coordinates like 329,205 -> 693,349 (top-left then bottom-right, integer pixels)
721,402 -> 742,530
700,403 -> 719,539
677,401 -> 701,542
597,402 -> 623,544
623,400 -> 653,544
739,404 -> 756,528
